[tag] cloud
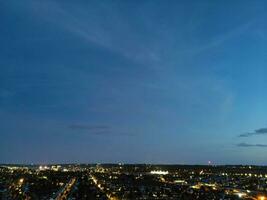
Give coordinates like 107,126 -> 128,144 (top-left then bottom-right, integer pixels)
186,20 -> 253,55
69,124 -> 110,131
255,128 -> 267,133
238,127 -> 267,137
237,143 -> 267,148
68,124 -> 111,135
68,124 -> 132,136
22,0 -> 159,64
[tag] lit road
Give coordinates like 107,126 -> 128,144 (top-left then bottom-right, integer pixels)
55,178 -> 76,200
90,174 -> 118,200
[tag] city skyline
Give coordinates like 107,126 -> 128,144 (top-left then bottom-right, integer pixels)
1,0 -> 267,165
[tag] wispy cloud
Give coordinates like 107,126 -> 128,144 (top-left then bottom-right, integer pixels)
186,20 -> 253,55
68,124 -> 132,136
238,127 -> 267,137
69,124 -> 110,131
237,143 -> 267,148
23,0 -> 160,64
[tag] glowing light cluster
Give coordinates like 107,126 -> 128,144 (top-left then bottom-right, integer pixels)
150,170 -> 169,175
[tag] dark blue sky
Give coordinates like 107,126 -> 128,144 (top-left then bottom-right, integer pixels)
1,0 -> 267,165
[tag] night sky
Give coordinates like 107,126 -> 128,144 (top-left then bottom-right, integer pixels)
1,0 -> 267,165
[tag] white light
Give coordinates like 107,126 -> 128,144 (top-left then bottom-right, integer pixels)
236,192 -> 246,198
150,170 -> 169,175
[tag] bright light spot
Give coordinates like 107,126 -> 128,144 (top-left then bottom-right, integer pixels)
258,196 -> 266,200
150,170 -> 169,175
237,193 -> 246,198
19,178 -> 24,184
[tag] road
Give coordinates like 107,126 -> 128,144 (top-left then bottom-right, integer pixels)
90,174 -> 118,200
55,178 -> 76,200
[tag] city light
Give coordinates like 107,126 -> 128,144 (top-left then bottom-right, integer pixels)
258,196 -> 266,200
1,165 -> 267,199
237,192 -> 246,198
150,170 -> 169,175
2,1 -> 267,200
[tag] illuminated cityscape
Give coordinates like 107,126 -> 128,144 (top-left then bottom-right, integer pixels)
2,0 -> 267,199
1,164 -> 267,199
